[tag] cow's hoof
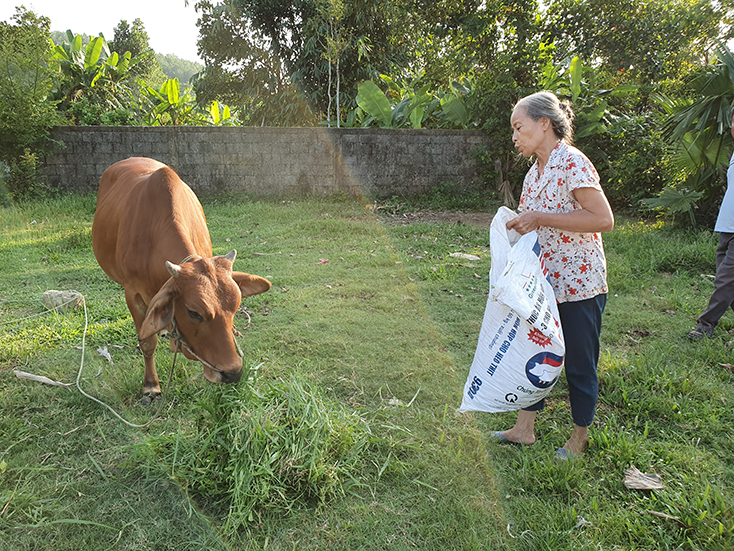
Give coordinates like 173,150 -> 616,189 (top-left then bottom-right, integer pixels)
140,393 -> 161,406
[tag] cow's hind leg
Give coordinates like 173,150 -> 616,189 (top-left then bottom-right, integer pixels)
126,291 -> 162,403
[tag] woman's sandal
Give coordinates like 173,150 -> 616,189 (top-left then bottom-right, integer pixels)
554,448 -> 578,463
491,431 -> 523,447
686,325 -> 714,340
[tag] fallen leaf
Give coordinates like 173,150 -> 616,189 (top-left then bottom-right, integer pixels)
97,346 -> 113,364
575,516 -> 592,529
449,252 -> 480,261
719,363 -> 734,371
624,466 -> 664,490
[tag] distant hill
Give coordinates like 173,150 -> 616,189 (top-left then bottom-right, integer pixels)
157,53 -> 203,84
50,30 -> 96,46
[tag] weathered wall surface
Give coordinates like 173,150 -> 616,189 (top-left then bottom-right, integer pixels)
43,126 -> 488,198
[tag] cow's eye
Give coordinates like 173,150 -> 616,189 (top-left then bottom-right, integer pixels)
187,308 -> 203,321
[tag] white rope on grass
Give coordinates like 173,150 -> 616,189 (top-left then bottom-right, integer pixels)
74,295 -> 175,429
6,295 -> 174,428
8,293 -> 255,429
0,300 -> 72,326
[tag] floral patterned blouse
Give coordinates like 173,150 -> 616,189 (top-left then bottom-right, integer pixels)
518,141 -> 608,303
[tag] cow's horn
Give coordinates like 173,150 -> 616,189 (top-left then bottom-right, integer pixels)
166,261 -> 182,279
225,249 -> 237,263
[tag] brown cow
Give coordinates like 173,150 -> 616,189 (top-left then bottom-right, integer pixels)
92,157 -> 271,400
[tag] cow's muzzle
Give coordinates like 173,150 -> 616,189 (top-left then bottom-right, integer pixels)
219,369 -> 242,384
168,319 -> 244,384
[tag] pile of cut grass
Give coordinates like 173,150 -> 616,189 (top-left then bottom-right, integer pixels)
145,372 -> 408,535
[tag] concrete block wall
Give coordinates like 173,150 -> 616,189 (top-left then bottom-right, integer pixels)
43,126 -> 488,198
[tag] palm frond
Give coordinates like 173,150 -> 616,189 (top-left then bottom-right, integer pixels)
641,186 -> 704,224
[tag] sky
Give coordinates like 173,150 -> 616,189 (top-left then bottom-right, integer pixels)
1,0 -> 203,63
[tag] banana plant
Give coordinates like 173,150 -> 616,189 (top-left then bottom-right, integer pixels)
139,78 -> 197,125
137,78 -> 236,126
354,74 -> 471,129
539,55 -> 637,139
207,100 -> 237,126
51,31 -> 149,110
356,80 -> 393,126
440,78 -> 472,128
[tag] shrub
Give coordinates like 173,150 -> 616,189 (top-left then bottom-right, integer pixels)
0,8 -> 63,179
6,149 -> 47,202
580,112 -> 674,213
0,162 -> 10,206
467,73 -> 529,205
65,96 -> 135,126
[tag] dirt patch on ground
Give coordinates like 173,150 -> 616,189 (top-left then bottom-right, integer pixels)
379,210 -> 494,228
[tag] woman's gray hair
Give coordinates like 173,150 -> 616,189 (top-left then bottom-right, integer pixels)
516,91 -> 575,144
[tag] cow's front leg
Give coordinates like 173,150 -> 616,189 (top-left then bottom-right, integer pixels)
138,333 -> 161,403
126,290 -> 162,404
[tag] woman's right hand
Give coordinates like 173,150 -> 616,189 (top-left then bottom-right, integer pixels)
506,211 -> 541,235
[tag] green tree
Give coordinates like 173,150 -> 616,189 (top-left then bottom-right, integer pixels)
0,7 -> 63,201
463,0 -> 543,205
109,18 -> 166,86
193,0 -> 413,123
313,0 -> 348,126
542,0 -> 731,83
539,56 -> 672,212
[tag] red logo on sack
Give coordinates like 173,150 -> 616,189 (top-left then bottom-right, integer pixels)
527,328 -> 551,348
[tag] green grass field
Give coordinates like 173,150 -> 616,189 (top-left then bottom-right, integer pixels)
1,193 -> 732,550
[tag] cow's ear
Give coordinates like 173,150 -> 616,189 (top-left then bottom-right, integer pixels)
139,279 -> 177,340
232,272 -> 271,297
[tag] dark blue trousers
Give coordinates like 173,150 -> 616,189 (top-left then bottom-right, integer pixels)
698,232 -> 734,329
522,293 -> 606,427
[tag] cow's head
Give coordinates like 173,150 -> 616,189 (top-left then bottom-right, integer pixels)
138,250 -> 271,384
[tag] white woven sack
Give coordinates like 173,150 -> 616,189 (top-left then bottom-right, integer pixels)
459,207 -> 565,413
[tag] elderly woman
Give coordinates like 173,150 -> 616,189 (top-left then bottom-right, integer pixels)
494,91 -> 614,461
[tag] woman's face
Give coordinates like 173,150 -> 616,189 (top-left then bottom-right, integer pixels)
511,106 -> 548,158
